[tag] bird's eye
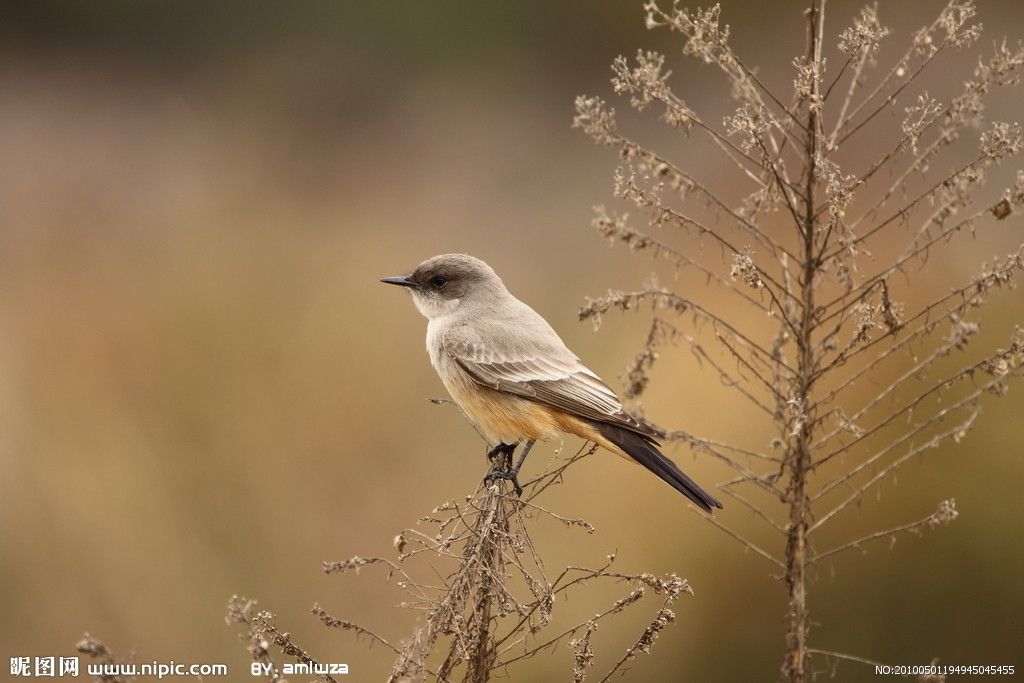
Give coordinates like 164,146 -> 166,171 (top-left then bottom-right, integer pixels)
431,276 -> 448,289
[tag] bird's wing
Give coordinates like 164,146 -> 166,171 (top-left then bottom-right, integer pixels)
442,324 -> 653,436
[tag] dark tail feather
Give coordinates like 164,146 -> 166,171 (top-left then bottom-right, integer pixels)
595,422 -> 723,513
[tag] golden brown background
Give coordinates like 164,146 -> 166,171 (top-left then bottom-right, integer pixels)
1,1 -> 1022,680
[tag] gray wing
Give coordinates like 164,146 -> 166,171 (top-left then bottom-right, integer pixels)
442,323 -> 653,436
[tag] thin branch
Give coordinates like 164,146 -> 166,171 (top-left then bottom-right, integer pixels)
811,406 -> 981,532
705,514 -> 785,569
810,499 -> 957,563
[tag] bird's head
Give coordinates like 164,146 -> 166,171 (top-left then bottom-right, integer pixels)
381,253 -> 506,320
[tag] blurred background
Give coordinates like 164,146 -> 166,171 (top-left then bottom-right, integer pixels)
2,1 -> 1022,680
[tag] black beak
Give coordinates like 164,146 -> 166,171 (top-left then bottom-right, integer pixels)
380,276 -> 419,289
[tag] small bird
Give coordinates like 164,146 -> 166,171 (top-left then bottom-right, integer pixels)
381,254 -> 722,513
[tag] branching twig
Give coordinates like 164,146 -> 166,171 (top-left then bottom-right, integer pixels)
580,2 -> 1022,681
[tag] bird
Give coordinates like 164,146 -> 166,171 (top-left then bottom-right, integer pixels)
381,253 -> 722,513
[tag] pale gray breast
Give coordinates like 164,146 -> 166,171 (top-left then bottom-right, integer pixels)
426,316 -> 474,396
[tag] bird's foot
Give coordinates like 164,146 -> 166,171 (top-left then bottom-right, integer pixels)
485,442 -> 516,469
483,469 -> 523,497
483,440 -> 534,497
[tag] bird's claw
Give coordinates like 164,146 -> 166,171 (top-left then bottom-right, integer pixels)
483,469 -> 523,497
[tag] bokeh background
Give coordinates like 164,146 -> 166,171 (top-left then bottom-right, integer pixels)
2,1 -> 1023,680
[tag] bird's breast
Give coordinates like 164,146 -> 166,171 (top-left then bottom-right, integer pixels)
425,318 -> 449,374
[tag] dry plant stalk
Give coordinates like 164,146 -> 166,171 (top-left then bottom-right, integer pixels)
228,444 -> 692,682
576,1 -> 1023,681
74,634 -> 131,683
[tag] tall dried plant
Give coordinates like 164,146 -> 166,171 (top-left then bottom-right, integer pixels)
575,1 -> 1023,680
227,445 -> 692,682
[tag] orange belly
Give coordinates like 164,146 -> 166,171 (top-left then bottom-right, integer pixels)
449,381 -> 557,443
447,380 -> 628,460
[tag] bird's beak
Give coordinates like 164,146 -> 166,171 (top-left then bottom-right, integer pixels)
380,276 -> 420,289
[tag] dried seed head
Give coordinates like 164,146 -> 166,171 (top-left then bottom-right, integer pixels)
730,247 -> 763,289
724,104 -> 768,153
980,121 -> 1023,163
902,94 -> 943,154
573,96 -> 619,146
839,4 -> 889,58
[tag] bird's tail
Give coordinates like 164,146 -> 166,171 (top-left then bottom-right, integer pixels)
594,422 -> 723,513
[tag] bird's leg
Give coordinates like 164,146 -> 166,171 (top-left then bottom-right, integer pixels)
482,440 -> 534,497
509,439 -> 534,478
